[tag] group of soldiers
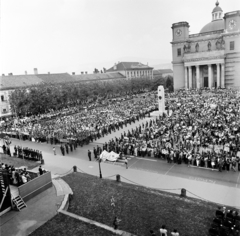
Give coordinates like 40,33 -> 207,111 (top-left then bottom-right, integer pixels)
13,145 -> 43,161
60,141 -> 77,156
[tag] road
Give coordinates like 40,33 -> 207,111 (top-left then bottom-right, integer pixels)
1,115 -> 240,208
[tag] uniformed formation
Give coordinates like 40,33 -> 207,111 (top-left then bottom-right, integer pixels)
13,146 -> 43,162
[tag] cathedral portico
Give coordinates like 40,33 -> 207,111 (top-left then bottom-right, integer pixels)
184,59 -> 225,89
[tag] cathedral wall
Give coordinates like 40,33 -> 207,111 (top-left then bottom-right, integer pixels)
173,63 -> 184,90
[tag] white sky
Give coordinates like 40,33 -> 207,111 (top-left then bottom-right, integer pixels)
0,0 -> 239,75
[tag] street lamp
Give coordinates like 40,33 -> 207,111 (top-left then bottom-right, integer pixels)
98,159 -> 102,179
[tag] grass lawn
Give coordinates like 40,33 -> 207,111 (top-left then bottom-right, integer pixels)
29,213 -> 115,236
0,153 -> 39,170
61,172 -> 217,236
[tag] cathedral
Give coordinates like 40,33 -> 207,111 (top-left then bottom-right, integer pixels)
171,1 -> 240,90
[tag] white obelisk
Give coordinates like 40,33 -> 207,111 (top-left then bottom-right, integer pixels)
158,85 -> 165,113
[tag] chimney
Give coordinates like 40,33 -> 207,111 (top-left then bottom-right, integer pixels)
48,72 -> 50,74
81,72 -> 84,74
114,63 -> 117,70
2,74 -> 5,76
85,71 -> 87,74
25,71 -> 27,75
8,73 -> 13,76
72,72 -> 75,75
34,68 -> 38,75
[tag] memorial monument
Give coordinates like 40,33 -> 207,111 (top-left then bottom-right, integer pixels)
151,85 -> 165,117
158,85 -> 165,114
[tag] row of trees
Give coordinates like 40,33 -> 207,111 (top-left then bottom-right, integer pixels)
9,75 -> 172,116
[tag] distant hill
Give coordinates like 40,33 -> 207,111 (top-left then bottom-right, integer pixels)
151,63 -> 172,70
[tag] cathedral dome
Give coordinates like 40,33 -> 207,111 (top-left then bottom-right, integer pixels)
200,19 -> 224,33
200,1 -> 224,33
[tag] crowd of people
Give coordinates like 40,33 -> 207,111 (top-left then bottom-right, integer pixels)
1,92 -> 157,146
98,89 -> 240,172
0,163 -> 32,186
210,206 -> 240,235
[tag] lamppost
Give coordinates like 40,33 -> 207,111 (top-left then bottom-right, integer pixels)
98,158 -> 102,179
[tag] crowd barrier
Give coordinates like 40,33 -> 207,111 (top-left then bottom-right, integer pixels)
18,171 -> 52,202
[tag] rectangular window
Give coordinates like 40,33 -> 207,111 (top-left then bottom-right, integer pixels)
230,41 -> 234,50
1,95 -> 4,101
177,48 -> 181,56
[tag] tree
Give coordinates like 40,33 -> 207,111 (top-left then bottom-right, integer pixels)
165,76 -> 174,92
94,68 -> 99,74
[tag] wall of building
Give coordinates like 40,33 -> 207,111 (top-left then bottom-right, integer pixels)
126,69 -> 153,79
0,90 -> 12,117
225,51 -> 240,88
173,63 -> 184,90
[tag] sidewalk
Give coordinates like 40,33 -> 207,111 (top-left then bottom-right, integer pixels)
0,185 -> 64,236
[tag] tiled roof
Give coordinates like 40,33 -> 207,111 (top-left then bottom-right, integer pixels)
0,75 -> 43,90
107,62 -> 153,72
71,72 -> 126,81
0,72 -> 126,90
36,73 -> 75,84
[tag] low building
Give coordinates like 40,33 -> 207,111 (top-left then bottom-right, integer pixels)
106,62 -> 153,79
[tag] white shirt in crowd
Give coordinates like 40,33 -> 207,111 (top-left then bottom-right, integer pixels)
160,228 -> 167,236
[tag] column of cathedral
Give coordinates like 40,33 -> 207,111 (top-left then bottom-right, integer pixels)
221,63 -> 225,88
184,67 -> 188,89
188,66 -> 192,89
185,63 -> 225,89
208,64 -> 212,88
216,64 -> 220,88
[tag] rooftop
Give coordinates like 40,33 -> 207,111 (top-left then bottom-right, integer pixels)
200,19 -> 224,34
106,62 -> 153,72
0,72 -> 126,90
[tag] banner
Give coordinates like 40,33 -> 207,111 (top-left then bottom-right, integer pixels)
100,150 -> 120,162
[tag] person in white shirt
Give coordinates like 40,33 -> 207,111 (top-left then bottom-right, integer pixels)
171,229 -> 180,236
22,174 -> 27,184
159,225 -> 167,236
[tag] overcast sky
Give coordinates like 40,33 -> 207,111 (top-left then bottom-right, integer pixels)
0,0 -> 239,75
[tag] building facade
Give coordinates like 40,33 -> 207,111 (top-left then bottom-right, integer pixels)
171,1 -> 240,90
106,62 -> 153,79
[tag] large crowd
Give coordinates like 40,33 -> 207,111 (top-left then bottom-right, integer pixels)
1,88 -> 240,173
1,92 -> 157,145
1,88 -> 240,235
99,89 -> 240,171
